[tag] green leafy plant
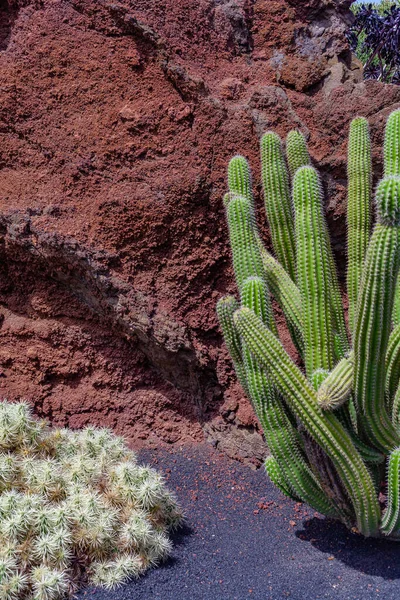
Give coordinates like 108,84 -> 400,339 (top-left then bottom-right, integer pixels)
0,400 -> 182,598
218,109 -> 400,538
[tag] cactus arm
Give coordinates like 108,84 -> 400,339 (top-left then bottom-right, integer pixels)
228,156 -> 254,205
264,456 -> 302,502
216,296 -> 249,396
386,324 -> 400,403
286,130 -> 311,180
234,306 -> 381,537
257,240 -> 304,356
241,277 -> 337,517
353,178 -> 400,452
317,353 -> 354,410
226,195 -> 265,291
346,117 -> 372,336
384,110 -> 400,328
293,166 -> 336,376
260,132 -> 296,281
384,109 -> 400,178
381,448 -> 400,536
325,230 -> 349,360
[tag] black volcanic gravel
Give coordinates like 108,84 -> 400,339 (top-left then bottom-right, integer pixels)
76,443 -> 400,600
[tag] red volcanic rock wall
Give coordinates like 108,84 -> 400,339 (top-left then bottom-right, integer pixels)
0,0 -> 400,465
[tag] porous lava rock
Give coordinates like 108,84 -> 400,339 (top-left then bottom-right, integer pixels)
0,0 -> 400,466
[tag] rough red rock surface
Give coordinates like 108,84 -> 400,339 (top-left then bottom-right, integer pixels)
0,0 -> 400,465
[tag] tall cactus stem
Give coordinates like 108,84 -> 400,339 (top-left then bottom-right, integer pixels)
392,382 -> 400,430
216,296 -> 249,397
384,109 -> 400,328
386,324 -> 400,404
234,307 -> 380,537
381,448 -> 400,536
286,130 -> 311,179
264,456 -> 302,502
257,239 -> 304,355
228,156 -> 254,206
226,195 -> 265,291
347,117 -> 372,335
354,177 -> 400,452
293,166 -> 336,376
240,278 -> 337,517
384,109 -> 400,178
261,132 -> 296,281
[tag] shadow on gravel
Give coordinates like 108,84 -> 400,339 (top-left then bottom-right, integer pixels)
296,517 -> 400,579
144,521 -> 194,574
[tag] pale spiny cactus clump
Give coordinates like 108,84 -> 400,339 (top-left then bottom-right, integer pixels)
217,109 -> 400,539
0,400 -> 182,599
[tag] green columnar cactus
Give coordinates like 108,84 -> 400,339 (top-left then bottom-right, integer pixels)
386,324 -> 400,402
234,308 -> 379,536
286,130 -> 311,179
264,456 -> 301,501
217,109 -> 400,538
353,177 -> 400,452
260,132 -> 296,281
216,296 -> 249,397
392,383 -> 400,428
226,194 -> 265,292
240,277 -> 337,517
384,109 -> 400,177
293,166 -> 335,378
346,117 -> 372,335
384,110 -> 400,327
257,242 -> 304,355
381,447 -> 400,536
228,156 -> 254,205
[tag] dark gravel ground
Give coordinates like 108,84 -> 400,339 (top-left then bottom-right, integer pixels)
76,443 -> 400,600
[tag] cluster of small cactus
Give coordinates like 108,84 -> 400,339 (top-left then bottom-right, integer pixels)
218,109 -> 400,539
0,400 -> 182,599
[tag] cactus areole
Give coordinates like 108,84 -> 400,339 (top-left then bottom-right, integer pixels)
217,110 -> 400,539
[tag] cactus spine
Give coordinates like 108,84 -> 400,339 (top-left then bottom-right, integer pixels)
217,109 -> 400,538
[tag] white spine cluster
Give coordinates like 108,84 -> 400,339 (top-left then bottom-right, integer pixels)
0,401 -> 182,599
